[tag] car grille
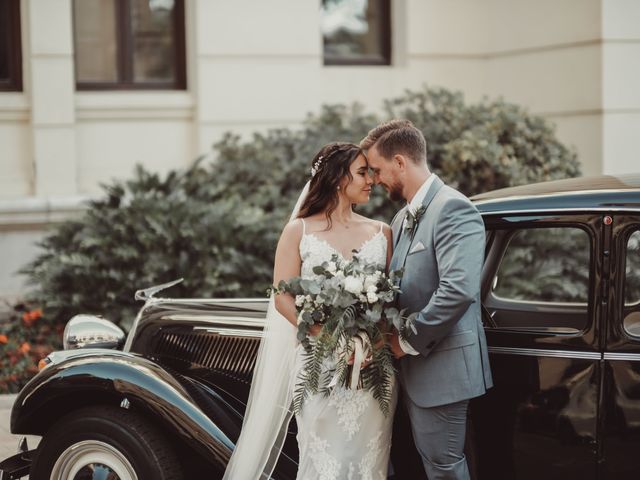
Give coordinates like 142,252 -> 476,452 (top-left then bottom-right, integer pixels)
153,330 -> 261,383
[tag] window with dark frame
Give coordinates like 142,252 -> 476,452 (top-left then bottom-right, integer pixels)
321,0 -> 391,66
485,225 -> 592,334
73,0 -> 186,90
623,229 -> 640,338
493,227 -> 590,304
0,0 -> 23,92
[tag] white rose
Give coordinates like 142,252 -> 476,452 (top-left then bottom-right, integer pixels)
344,275 -> 364,295
366,284 -> 378,294
326,261 -> 337,274
363,274 -> 378,291
367,291 -> 379,303
295,295 -> 305,307
359,294 -> 368,303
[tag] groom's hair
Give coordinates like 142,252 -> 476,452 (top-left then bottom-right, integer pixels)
360,119 -> 427,164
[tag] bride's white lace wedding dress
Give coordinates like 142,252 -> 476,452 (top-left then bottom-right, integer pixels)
294,220 -> 397,480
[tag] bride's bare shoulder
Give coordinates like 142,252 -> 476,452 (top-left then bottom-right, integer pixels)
353,214 -> 390,235
298,213 -> 330,234
279,218 -> 304,242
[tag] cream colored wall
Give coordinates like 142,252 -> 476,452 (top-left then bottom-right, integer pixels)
0,0 -> 638,297
601,0 -> 640,174
0,0 -> 621,200
0,117 -> 32,197
75,93 -> 196,194
190,0 -> 608,174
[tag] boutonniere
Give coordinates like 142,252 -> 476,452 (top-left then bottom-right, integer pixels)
404,205 -> 427,237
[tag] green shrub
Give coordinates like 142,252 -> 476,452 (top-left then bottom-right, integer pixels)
20,86 -> 580,330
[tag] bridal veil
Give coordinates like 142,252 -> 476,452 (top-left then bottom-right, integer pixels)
222,181 -> 310,480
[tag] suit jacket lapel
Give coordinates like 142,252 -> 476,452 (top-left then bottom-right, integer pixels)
390,230 -> 412,273
390,176 -> 445,276
420,176 -> 444,211
391,205 -> 407,247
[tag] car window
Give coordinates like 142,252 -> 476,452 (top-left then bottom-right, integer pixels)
625,230 -> 640,306
493,227 -> 590,304
623,229 -> 640,338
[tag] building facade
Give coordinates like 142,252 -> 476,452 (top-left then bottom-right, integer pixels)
1,0 -> 639,297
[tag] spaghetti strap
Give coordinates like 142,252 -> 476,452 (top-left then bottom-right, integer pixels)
300,218 -> 306,235
378,221 -> 384,233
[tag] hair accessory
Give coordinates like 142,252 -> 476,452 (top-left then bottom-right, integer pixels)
310,144 -> 357,178
311,155 -> 325,177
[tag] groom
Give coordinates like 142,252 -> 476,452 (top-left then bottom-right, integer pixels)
361,120 -> 493,479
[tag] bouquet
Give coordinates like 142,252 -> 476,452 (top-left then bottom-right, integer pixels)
274,253 -> 416,416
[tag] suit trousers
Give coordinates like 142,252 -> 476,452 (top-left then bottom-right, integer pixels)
404,394 -> 470,480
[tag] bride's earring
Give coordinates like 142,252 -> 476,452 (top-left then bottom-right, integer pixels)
337,186 -> 341,191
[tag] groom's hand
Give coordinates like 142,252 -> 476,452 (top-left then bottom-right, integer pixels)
389,331 -> 407,359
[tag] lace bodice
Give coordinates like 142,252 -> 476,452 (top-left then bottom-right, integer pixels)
299,221 -> 387,279
295,219 -> 395,480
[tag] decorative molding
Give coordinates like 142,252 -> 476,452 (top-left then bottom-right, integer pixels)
407,38 -> 640,61
488,346 -> 601,360
0,109 -> 30,122
0,196 -> 92,230
197,53 -> 319,61
75,92 -> 195,121
0,94 -> 31,122
199,119 -> 302,126
76,108 -> 194,121
542,108 -> 640,118
603,352 -> 640,361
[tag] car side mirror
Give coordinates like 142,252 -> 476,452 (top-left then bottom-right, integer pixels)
63,315 -> 125,350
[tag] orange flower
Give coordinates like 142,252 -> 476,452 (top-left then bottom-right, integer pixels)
22,309 -> 42,327
0,334 -> 7,344
19,342 -> 30,354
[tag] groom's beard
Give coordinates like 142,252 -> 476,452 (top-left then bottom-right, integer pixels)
386,182 -> 404,202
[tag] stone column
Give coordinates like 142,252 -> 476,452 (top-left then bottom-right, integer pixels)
601,0 -> 640,174
28,0 -> 77,196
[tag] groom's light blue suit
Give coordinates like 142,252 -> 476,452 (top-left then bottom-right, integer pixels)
390,176 -> 493,479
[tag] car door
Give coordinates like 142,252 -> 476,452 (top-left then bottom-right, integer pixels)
602,215 -> 640,479
472,213 -> 602,480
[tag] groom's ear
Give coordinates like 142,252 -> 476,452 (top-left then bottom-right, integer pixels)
393,154 -> 407,171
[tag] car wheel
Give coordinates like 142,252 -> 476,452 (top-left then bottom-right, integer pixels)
30,405 -> 183,480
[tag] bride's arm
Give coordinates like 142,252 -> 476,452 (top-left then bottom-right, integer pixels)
273,219 -> 303,327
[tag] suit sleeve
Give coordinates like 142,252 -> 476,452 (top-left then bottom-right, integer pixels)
404,196 -> 485,356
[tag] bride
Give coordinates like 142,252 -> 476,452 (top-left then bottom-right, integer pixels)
223,142 -> 396,479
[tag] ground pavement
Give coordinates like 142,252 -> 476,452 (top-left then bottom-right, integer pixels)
0,394 -> 40,461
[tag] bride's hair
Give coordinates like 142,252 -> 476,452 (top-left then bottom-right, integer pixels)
297,142 -> 362,227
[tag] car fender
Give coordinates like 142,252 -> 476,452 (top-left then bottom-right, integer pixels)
11,348 -> 233,468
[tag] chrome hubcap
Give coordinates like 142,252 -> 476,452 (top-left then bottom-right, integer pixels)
50,440 -> 138,480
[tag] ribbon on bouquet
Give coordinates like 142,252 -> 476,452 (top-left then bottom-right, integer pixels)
328,331 -> 372,390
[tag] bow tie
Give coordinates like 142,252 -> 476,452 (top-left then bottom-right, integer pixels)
404,205 -> 426,236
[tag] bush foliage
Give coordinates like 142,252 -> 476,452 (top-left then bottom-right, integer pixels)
20,86 -> 580,331
0,303 -> 61,393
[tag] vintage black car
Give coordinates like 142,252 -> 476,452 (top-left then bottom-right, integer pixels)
1,174 -> 639,480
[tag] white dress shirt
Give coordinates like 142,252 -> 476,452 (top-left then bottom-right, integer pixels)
398,174 -> 437,355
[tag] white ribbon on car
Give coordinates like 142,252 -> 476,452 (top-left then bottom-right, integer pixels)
329,331 -> 372,390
